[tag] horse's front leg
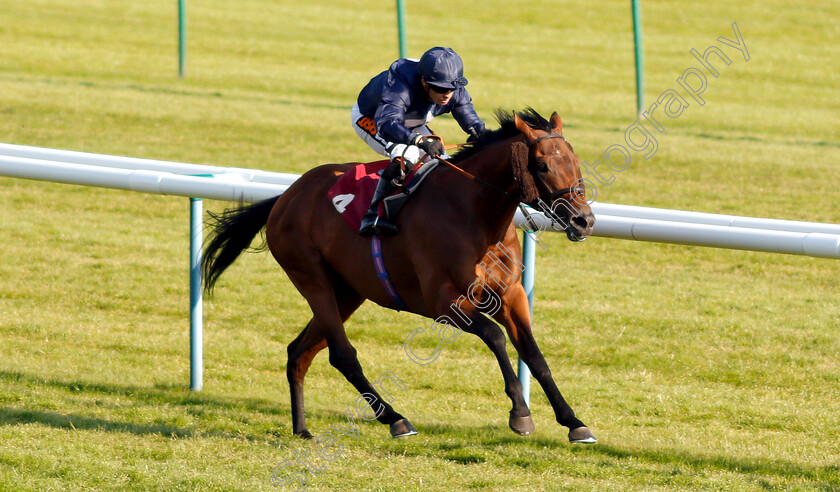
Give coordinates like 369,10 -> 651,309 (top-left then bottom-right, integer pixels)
492,283 -> 597,444
460,314 -> 536,435
435,283 -> 533,435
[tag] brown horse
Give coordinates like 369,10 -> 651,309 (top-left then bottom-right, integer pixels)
202,109 -> 597,443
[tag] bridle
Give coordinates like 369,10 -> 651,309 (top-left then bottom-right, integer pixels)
435,133 -> 583,204
525,133 -> 585,204
434,132 -> 588,238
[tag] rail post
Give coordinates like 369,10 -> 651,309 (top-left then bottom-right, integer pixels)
178,0 -> 187,78
632,0 -> 644,116
396,0 -> 407,58
518,231 -> 537,406
189,197 -> 203,391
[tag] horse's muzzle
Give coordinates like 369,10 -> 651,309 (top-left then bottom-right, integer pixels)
563,210 -> 595,242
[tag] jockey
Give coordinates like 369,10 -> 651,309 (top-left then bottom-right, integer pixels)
351,46 -> 486,237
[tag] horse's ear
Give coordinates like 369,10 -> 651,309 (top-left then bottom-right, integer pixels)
549,112 -> 563,134
511,141 -> 538,203
514,113 -> 538,142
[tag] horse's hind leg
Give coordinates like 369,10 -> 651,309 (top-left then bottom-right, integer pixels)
324,323 -> 417,437
287,290 -> 366,438
287,320 -> 328,439
492,283 -> 596,443
285,260 -> 414,438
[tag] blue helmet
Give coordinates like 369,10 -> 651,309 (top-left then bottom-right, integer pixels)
418,47 -> 468,89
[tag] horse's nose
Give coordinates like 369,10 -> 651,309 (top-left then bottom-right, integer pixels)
572,212 -> 595,236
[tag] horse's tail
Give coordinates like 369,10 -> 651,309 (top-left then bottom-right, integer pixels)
202,196 -> 280,295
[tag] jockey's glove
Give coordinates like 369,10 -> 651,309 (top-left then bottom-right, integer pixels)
415,135 -> 444,158
467,127 -> 485,143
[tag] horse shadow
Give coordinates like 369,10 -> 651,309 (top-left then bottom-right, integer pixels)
1,369 -> 398,445
387,422 -> 839,486
0,369 -> 294,444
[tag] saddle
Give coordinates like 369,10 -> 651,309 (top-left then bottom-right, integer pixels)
327,159 -> 439,231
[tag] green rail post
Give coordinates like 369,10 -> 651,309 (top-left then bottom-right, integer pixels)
178,0 -> 187,78
631,0 -> 644,116
396,0 -> 407,58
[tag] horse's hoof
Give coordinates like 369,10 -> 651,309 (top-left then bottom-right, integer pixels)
390,418 -> 418,438
568,426 -> 597,444
294,430 -> 314,440
509,415 -> 535,436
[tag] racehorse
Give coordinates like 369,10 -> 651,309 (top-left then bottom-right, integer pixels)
202,109 -> 597,443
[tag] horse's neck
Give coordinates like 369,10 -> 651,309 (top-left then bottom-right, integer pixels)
439,139 -> 520,244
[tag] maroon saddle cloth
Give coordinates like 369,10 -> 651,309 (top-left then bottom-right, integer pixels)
327,159 -> 439,230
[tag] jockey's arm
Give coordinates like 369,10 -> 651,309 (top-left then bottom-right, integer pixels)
451,91 -> 486,140
375,101 -> 419,146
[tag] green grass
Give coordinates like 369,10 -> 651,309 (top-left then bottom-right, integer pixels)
1,0 -> 839,490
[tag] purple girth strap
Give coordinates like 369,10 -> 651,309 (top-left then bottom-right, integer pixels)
370,236 -> 407,311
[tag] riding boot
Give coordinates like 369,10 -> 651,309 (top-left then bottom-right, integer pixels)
359,170 -> 400,237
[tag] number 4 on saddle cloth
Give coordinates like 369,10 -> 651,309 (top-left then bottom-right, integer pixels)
327,159 -> 440,231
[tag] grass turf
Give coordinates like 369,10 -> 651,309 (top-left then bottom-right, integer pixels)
1,0 -> 839,490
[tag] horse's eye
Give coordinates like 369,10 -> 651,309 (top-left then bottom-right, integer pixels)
536,161 -> 549,173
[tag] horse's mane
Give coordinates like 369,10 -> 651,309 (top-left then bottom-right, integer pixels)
449,108 -> 551,165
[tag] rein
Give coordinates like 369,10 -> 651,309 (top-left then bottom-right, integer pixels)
435,155 -> 518,200
434,133 -> 584,209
